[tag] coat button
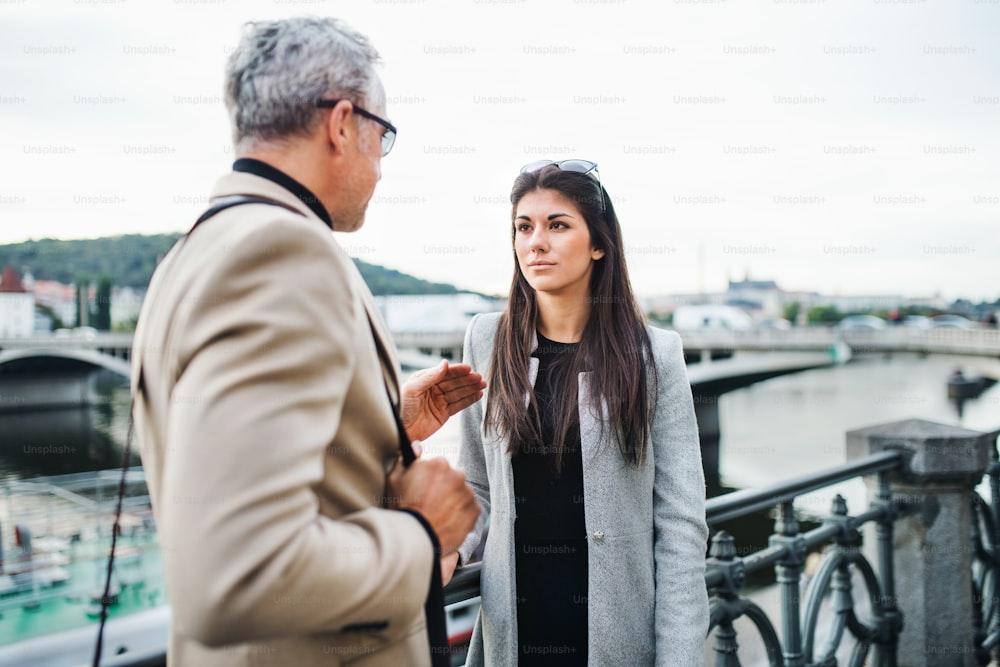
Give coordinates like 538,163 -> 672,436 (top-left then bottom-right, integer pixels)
592,531 -> 605,543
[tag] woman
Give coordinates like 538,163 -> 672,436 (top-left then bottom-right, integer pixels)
445,160 -> 709,666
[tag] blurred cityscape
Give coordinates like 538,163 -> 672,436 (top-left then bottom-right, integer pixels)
1,261 -> 997,341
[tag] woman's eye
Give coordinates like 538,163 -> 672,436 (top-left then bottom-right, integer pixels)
551,221 -> 566,229
516,224 -> 530,232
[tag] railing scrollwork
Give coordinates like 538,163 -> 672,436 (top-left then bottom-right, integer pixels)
705,453 -> 913,667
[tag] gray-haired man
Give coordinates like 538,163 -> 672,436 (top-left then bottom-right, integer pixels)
131,17 -> 481,666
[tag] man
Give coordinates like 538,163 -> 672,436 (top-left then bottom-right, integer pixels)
130,17 -> 481,666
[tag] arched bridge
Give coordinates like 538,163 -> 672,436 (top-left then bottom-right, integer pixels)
1,326 -> 996,415
0,347 -> 131,379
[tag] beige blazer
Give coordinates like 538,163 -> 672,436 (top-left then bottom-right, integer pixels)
130,171 -> 434,666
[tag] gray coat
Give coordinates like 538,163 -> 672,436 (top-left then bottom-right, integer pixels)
456,312 -> 710,666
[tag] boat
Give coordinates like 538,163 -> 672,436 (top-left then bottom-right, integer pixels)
948,368 -> 998,399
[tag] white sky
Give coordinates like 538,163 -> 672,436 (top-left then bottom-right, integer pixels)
1,0 -> 998,301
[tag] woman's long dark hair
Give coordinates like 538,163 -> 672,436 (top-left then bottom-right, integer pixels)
484,165 -> 658,471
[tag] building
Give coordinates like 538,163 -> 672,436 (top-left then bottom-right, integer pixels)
32,280 -> 77,327
0,266 -> 36,337
647,271 -> 948,326
672,304 -> 753,331
725,276 -> 784,319
645,273 -> 791,321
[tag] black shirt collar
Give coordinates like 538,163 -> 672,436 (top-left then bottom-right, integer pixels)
232,158 -> 333,229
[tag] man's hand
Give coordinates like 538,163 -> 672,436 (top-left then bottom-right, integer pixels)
401,360 -> 486,443
440,551 -> 460,587
387,456 -> 479,555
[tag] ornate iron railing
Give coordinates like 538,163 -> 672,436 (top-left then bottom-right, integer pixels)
972,432 -> 1000,665
447,450 -> 918,666
12,434 -> 1000,666
704,449 -> 911,666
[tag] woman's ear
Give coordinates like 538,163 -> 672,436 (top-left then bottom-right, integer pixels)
591,247 -> 606,261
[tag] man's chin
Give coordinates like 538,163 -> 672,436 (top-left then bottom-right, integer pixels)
334,212 -> 366,233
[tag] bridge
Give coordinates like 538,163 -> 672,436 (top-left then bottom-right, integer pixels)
0,343 -> 133,413
2,325 -> 997,374
2,326 -> 996,421
367,325 -> 1000,362
0,330 -> 848,495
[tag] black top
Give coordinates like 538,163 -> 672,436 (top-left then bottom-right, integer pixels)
232,158 -> 333,228
512,331 -> 588,666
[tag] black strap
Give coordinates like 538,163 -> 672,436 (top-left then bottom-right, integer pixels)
93,195 -> 446,667
368,313 -> 418,468
189,194 -> 304,233
92,371 -> 144,667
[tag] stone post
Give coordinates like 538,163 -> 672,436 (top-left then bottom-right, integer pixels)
846,418 -> 994,666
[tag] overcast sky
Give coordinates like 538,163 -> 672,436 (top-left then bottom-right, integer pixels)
1,0 -> 998,301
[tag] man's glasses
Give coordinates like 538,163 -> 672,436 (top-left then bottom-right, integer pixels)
316,99 -> 397,157
520,159 -> 606,212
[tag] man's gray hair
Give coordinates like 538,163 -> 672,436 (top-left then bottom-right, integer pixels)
224,17 -> 382,151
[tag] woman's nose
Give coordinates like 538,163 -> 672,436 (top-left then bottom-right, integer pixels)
528,229 -> 548,252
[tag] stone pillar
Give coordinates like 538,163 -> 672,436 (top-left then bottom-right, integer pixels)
846,418 -> 994,667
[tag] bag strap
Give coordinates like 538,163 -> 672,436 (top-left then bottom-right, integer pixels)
91,370 -> 144,667
189,194 -> 303,233
93,194 -> 444,667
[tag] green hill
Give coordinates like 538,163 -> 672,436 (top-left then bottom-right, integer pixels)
0,234 -> 472,296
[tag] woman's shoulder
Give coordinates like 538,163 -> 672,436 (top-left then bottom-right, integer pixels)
466,311 -> 503,338
644,324 -> 684,363
464,311 -> 504,359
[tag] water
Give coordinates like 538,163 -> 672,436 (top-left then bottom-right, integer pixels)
0,374 -> 135,482
720,353 -> 999,486
714,352 -> 999,518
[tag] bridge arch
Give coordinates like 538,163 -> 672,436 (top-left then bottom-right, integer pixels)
0,348 -> 131,379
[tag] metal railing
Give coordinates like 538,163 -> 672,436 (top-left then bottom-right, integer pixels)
972,436 -> 1000,664
703,450 -> 911,666
447,449 -> 916,666
8,436 -> 1000,666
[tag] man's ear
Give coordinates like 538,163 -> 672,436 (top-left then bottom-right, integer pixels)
324,100 -> 354,156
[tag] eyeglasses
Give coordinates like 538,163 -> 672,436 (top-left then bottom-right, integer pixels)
315,99 -> 397,157
520,159 -> 606,212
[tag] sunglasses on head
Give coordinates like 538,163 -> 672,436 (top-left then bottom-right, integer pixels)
520,159 -> 606,212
